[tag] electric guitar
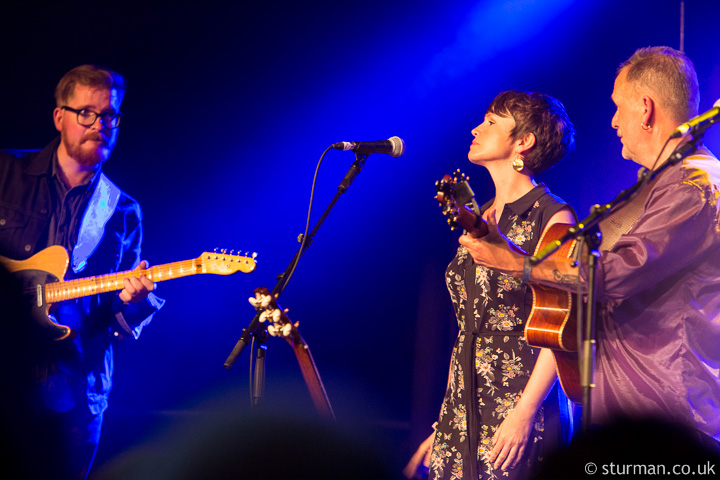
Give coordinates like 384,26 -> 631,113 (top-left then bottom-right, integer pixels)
435,170 -> 581,403
1,246 -> 258,341
250,286 -> 335,419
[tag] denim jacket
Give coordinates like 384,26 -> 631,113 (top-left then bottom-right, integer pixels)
0,137 -> 164,416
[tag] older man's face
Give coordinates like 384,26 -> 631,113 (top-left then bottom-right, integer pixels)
610,68 -> 648,166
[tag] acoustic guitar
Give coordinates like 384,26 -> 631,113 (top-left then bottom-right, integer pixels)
250,286 -> 335,419
435,170 -> 581,403
0,246 -> 257,341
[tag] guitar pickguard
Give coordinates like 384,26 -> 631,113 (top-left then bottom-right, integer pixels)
13,269 -> 72,340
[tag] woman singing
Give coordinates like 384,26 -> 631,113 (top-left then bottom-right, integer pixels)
406,90 -> 576,480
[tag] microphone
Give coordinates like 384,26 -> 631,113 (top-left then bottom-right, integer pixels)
332,136 -> 406,157
670,99 -> 720,139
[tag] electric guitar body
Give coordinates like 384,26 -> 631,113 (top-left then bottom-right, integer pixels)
1,246 -> 257,341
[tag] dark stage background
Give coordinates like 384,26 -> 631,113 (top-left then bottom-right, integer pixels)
1,0 -> 719,476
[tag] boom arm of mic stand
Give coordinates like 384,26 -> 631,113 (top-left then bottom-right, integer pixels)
531,138 -> 701,266
272,153 -> 368,296
224,152 -> 369,369
338,153 -> 367,193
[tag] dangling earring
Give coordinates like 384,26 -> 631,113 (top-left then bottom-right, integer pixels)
512,155 -> 524,172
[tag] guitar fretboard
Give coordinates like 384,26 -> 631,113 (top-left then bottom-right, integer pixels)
45,259 -> 201,303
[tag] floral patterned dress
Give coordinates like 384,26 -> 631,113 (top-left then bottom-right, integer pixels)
430,184 -> 573,480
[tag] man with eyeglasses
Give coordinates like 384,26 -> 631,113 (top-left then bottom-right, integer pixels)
0,64 -> 163,479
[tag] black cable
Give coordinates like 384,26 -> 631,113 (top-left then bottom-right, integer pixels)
275,145 -> 333,299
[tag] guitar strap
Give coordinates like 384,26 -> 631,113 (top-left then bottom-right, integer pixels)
71,173 -> 121,273
598,169 -> 659,251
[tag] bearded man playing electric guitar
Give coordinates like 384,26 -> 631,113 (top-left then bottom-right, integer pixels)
0,65 -> 163,479
459,47 -> 720,447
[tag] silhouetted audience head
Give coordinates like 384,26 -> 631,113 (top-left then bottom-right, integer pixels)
536,417 -> 720,479
94,411 -> 395,480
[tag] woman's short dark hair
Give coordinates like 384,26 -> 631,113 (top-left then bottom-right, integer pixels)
487,90 -> 575,174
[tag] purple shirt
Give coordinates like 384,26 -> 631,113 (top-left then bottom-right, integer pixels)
589,148 -> 720,440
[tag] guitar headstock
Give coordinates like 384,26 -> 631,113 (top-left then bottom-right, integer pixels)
435,169 -> 476,225
197,249 -> 258,274
435,169 -> 488,238
436,170 -> 462,230
250,286 -> 304,343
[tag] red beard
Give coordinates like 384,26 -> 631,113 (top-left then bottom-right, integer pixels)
63,132 -> 115,167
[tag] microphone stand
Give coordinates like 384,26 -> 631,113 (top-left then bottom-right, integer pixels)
223,152 -> 369,411
530,137 -> 702,433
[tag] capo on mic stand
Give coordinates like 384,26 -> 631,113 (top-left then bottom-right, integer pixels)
530,136 -> 702,434
223,150 -> 369,414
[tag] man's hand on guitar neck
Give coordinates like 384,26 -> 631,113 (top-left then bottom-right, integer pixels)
118,260 -> 155,304
459,207 -> 580,290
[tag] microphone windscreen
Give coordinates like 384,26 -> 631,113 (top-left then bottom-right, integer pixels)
388,136 -> 406,157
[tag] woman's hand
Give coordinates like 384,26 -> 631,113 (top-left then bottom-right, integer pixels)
488,408 -> 535,471
403,431 -> 435,478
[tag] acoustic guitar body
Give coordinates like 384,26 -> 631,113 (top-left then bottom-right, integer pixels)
524,223 -> 582,403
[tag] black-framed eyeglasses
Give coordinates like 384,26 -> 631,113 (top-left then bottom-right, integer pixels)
60,106 -> 123,128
